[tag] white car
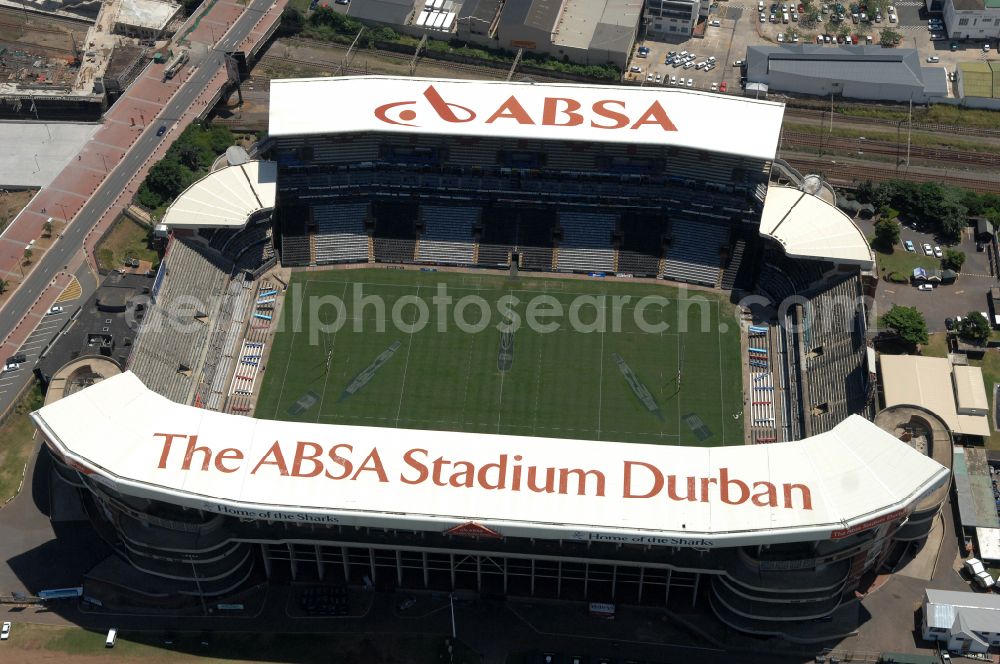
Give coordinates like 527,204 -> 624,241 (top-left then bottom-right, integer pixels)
629,65 -> 641,73
1,622 -> 9,640
670,75 -> 677,85
711,83 -> 719,91
2,362 -> 19,373
777,33 -> 785,42
760,12 -> 766,21
927,55 -> 940,63
646,73 -> 654,82
985,43 -> 992,52
655,73 -> 662,83
917,284 -> 934,291
710,19 -> 721,26
48,305 -> 64,315
686,78 -> 693,87
923,243 -> 933,256
934,246 -> 943,258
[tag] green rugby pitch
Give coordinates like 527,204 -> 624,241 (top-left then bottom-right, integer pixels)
255,269 -> 743,446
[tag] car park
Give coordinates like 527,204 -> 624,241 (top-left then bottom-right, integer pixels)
923,243 -> 933,255
904,240 -> 915,252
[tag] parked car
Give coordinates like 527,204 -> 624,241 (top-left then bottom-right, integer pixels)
917,284 -> 934,291
637,45 -> 650,57
48,305 -> 64,315
629,65 -> 641,73
904,240 -> 915,252
927,55 -> 940,62
777,33 -> 785,42
733,59 -> 744,67
711,83 -> 719,91
984,43 -> 992,52
710,18 -> 721,26
934,245 -> 943,258
655,73 -> 662,83
922,243 -> 933,255
720,81 -> 728,92
945,317 -> 955,330
1,622 -> 9,640
686,78 -> 693,87
670,75 -> 677,85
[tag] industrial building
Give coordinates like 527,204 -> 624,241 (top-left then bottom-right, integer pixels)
112,0 -> 183,40
745,45 -> 949,103
644,0 -> 710,39
942,0 -> 1000,41
957,61 -> 1000,109
496,0 -> 642,68
922,589 -> 1000,653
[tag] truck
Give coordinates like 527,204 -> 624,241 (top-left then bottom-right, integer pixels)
963,558 -> 996,590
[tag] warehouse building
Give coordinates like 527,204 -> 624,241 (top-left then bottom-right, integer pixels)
942,0 -> 1000,42
745,45 -> 949,103
496,0 -> 642,68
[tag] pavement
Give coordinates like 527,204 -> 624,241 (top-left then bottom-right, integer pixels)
0,123 -> 102,189
0,0 -> 289,420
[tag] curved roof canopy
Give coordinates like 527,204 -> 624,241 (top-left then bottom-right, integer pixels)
760,186 -> 875,269
268,76 -> 785,162
32,372 -> 948,548
161,161 -> 277,229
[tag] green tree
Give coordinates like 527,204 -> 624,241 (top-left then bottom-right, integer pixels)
22,247 -> 33,265
0,278 -> 7,295
279,6 -> 304,35
176,143 -> 202,171
958,311 -> 990,343
942,248 -> 966,271
42,219 -> 53,237
938,200 -> 968,242
880,305 -> 928,347
146,159 -> 186,200
874,218 -> 900,250
880,28 -> 901,45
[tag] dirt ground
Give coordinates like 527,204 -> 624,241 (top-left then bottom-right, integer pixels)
0,190 -> 35,234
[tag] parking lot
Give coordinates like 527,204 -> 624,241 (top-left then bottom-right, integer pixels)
625,0 -> 998,96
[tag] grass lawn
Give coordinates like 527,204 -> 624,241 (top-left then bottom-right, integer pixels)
95,216 -> 159,272
287,0 -> 312,12
923,332 -> 1000,452
256,270 -> 743,446
0,381 -> 42,503
870,238 -> 939,281
0,623 -> 472,664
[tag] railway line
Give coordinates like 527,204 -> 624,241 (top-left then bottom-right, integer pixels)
781,130 -> 1000,168
784,106 -> 1000,140
782,154 -> 999,194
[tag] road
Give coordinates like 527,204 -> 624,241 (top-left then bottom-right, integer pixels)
0,0 -> 279,415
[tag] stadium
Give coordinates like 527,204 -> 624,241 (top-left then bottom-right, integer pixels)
30,77 -> 951,637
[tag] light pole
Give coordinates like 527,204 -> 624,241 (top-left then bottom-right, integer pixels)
449,592 -> 456,639
33,154 -> 39,173
100,153 -> 108,173
59,202 -> 69,222
857,136 -> 865,155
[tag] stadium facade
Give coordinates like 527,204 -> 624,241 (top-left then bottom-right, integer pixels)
27,77 -> 946,637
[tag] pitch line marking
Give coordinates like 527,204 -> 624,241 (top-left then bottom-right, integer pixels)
596,298 -> 607,440
315,281 -> 350,423
271,279 -> 305,418
393,284 -> 420,427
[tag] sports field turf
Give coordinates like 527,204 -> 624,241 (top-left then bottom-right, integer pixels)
255,269 -> 743,446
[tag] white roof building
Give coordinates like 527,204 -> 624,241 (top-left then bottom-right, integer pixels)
161,161 -> 277,229
759,186 -> 875,269
922,588 -> 1000,653
32,372 -> 949,548
268,76 -> 785,162
880,355 -> 992,437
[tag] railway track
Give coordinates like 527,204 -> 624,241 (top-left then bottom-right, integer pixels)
782,155 -> 1000,194
277,36 -> 561,82
781,130 -> 1000,167
784,107 -> 1000,140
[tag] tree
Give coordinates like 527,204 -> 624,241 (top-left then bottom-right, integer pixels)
42,219 -> 53,238
279,6 -> 304,35
958,311 -> 990,343
22,247 -> 33,265
938,200 -> 968,242
880,305 -> 928,347
880,28 -> 901,45
146,159 -> 186,200
0,278 -> 7,295
874,218 -> 900,250
942,248 -> 966,271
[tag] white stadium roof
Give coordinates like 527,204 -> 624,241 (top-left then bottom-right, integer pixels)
760,186 -> 876,269
161,161 -> 277,229
268,76 -> 785,162
33,372 -> 948,547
